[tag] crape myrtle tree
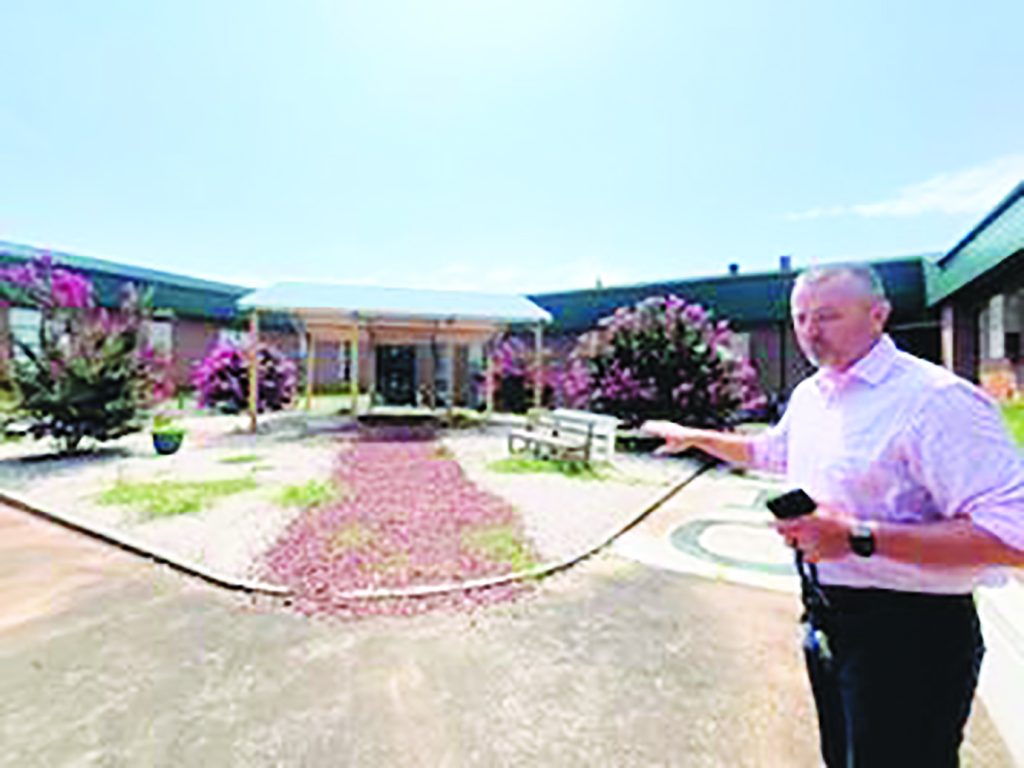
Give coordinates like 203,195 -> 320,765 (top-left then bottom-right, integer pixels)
192,338 -> 297,414
487,333 -> 565,413
561,295 -> 765,428
0,254 -> 172,454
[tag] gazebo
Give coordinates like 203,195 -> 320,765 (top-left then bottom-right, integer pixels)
237,282 -> 552,431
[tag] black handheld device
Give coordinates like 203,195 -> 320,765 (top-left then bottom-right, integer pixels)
766,488 -> 817,519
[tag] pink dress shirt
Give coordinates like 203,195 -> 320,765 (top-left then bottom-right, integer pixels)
750,334 -> 1024,593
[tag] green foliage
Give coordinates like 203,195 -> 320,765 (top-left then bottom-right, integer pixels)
461,524 -> 537,572
151,413 -> 185,436
1002,402 -> 1024,447
276,479 -> 342,508
487,456 -> 607,480
218,453 -> 263,464
99,476 -> 258,519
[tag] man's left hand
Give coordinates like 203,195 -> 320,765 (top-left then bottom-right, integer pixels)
774,503 -> 856,562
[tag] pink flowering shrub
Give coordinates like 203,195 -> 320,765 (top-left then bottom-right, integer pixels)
192,339 -> 297,413
563,295 -> 765,428
487,334 -> 563,412
0,254 -> 168,452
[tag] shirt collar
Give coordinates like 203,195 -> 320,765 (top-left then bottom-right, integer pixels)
814,334 -> 897,393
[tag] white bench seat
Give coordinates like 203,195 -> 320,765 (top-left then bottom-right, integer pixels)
507,408 -> 619,463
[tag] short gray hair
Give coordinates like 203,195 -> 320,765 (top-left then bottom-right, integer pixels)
794,263 -> 888,303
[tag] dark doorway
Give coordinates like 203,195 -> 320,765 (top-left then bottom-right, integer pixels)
376,345 -> 417,405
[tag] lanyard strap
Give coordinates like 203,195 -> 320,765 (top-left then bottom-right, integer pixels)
796,550 -> 831,616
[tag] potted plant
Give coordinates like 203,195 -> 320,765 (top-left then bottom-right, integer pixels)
152,414 -> 186,455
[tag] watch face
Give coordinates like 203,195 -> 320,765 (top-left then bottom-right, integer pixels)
849,527 -> 875,558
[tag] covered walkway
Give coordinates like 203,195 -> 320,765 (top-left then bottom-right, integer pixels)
238,282 -> 551,430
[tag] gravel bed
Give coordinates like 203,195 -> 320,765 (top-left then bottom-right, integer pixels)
0,414 -> 699,585
0,412 -> 347,580
440,427 -> 698,562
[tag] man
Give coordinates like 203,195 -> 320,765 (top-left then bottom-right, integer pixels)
642,264 -> 1024,767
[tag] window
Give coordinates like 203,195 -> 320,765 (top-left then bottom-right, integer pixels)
725,331 -> 751,360
9,308 -> 41,361
218,328 -> 247,346
144,320 -> 173,355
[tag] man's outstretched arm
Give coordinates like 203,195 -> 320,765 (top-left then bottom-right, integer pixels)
640,421 -> 755,465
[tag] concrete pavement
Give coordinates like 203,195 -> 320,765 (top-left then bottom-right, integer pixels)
613,465 -> 1024,766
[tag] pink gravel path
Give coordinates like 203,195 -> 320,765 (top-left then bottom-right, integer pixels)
260,431 -> 536,617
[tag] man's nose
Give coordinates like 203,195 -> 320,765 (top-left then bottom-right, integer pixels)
799,318 -> 820,336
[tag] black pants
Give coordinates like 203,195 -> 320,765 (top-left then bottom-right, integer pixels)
804,586 -> 985,768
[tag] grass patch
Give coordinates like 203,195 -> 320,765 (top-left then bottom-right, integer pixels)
327,521 -> 374,554
462,524 -> 538,572
440,408 -> 485,429
276,479 -> 342,508
219,453 -> 263,465
0,392 -> 18,414
432,444 -> 455,461
1002,402 -> 1024,447
364,552 -> 410,572
487,456 -> 608,480
99,476 -> 258,519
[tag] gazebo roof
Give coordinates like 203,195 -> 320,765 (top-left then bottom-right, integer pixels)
238,281 -> 551,324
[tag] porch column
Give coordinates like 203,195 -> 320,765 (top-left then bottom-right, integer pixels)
305,332 -> 315,411
485,337 -> 495,416
533,322 -> 543,409
349,324 -> 360,416
447,341 -> 456,413
988,293 -> 1006,360
940,304 -> 955,371
427,335 -> 438,409
248,310 -> 260,433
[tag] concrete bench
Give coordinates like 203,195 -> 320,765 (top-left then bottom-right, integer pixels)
507,408 -> 619,463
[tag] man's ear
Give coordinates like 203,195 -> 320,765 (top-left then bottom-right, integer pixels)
871,299 -> 892,331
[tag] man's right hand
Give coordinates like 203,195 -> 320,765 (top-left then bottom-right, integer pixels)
640,420 -> 705,455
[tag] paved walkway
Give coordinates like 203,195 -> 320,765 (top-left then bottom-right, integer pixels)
0,470 -> 1016,767
612,464 -> 1024,766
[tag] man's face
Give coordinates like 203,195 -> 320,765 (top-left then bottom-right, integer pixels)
791,275 -> 890,370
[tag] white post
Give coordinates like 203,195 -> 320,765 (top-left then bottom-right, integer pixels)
248,310 -> 260,433
349,326 -> 360,415
533,323 -> 543,409
305,333 -> 315,411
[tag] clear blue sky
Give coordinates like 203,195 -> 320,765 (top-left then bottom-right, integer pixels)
2,1 -> 1022,293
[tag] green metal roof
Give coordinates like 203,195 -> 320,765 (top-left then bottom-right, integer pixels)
239,282 -> 551,324
529,256 -> 932,333
924,182 -> 1024,306
0,241 -> 250,321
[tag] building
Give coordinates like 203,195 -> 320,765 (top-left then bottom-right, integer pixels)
238,281 -> 550,411
925,181 -> 1024,400
528,255 -> 940,404
2,179 -> 1021,407
0,241 -> 253,387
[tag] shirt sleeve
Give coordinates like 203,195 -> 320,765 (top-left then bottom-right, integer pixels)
904,381 -> 1024,552
747,396 -> 793,475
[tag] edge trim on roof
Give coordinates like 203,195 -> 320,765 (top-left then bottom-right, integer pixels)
937,181 -> 1024,267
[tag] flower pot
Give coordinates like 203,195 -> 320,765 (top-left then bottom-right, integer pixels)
152,431 -> 185,455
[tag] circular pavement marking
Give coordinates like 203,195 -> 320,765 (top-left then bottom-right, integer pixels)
669,519 -> 796,576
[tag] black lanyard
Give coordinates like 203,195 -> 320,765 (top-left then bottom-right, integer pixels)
795,549 -> 831,617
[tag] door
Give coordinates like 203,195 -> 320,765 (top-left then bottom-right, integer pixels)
375,345 -> 417,405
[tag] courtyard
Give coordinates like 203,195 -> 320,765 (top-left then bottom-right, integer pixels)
0,407 -> 1018,766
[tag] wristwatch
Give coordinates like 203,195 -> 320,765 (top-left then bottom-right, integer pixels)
848,521 -> 877,558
